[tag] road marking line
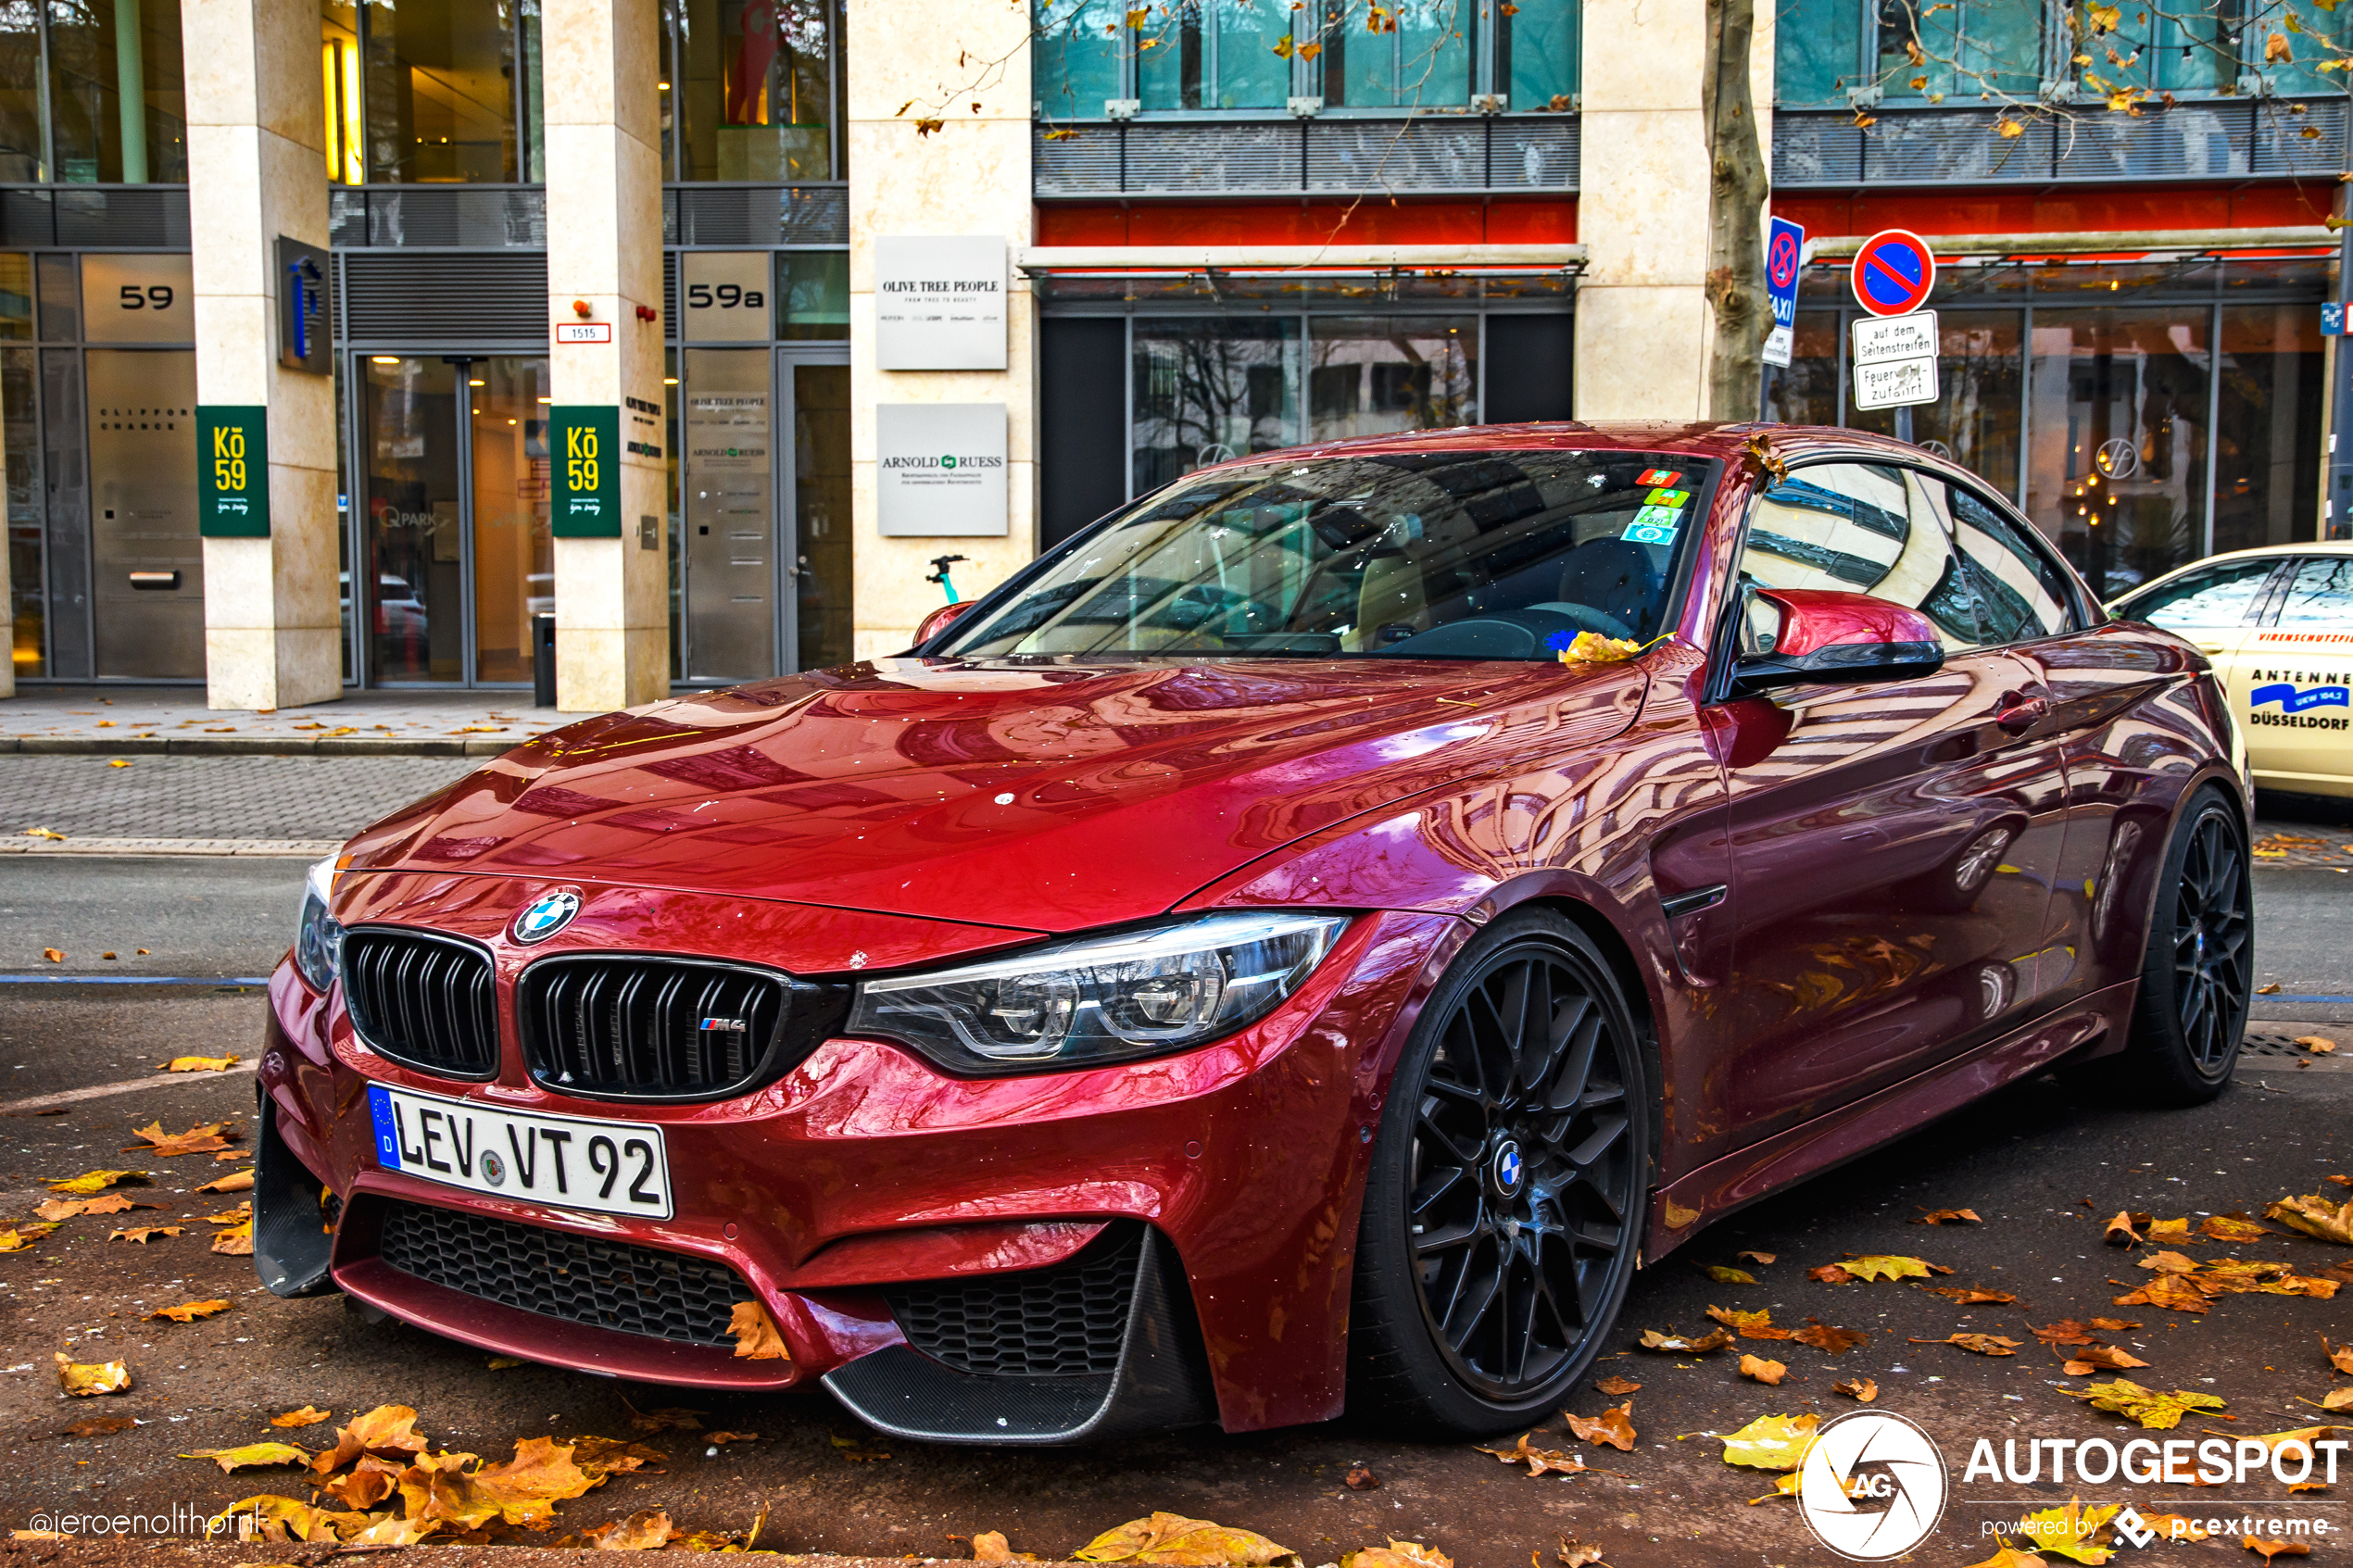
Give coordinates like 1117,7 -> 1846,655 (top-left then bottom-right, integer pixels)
1,1060 -> 257,1113
0,975 -> 272,985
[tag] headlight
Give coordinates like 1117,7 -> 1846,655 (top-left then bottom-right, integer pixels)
848,911 -> 1350,1074
294,856 -> 345,992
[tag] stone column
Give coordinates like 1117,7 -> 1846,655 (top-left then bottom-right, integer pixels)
544,0 -> 667,711
844,0 -> 1037,660
1574,0 -> 1775,421
186,0 -> 339,710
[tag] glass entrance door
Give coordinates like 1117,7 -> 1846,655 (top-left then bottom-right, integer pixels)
359,353 -> 551,685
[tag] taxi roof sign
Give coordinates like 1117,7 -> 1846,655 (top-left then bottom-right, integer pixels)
1851,229 -> 1936,318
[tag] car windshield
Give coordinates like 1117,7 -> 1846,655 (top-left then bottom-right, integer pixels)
939,450 -> 1716,661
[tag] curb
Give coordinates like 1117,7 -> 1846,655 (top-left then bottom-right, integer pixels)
0,735 -> 519,757
0,837 -> 340,856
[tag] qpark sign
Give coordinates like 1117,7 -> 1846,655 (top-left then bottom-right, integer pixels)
1849,229 -> 1939,413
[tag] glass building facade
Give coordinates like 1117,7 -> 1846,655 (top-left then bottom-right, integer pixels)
1764,259 -> 2327,602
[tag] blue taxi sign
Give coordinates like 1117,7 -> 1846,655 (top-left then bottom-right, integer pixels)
1851,229 -> 1936,318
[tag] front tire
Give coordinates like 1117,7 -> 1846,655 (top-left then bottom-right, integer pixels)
1346,909 -> 1653,1436
2117,784 -> 2253,1105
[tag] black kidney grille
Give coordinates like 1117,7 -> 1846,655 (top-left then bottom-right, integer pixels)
886,1224 -> 1142,1377
377,1198 -> 753,1348
341,929 -> 499,1079
519,957 -> 798,1099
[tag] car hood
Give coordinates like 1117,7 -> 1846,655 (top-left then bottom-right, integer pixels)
344,656 -> 1649,937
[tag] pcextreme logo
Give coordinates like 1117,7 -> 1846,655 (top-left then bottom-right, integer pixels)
1798,1411 -> 1949,1561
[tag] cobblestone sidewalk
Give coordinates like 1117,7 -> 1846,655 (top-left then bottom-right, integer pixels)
0,755 -> 477,851
0,684 -> 587,756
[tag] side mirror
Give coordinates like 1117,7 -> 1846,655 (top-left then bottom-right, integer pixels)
1729,588 -> 1946,698
912,599 -> 979,649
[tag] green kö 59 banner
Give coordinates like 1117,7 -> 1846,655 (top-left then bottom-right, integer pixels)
551,405 -> 621,539
196,406 -> 269,538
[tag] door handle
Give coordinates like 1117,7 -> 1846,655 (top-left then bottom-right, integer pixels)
1994,696 -> 2050,734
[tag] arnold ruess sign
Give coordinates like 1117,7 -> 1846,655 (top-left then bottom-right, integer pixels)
876,403 -> 1007,537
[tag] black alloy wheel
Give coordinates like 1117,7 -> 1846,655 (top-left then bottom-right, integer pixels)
2105,784 -> 2253,1106
1348,909 -> 1652,1433
2169,802 -> 2252,1073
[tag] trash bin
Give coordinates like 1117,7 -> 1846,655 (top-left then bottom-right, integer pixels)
533,614 -> 557,708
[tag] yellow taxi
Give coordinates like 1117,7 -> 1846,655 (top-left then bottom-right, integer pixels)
2109,542 -> 2353,800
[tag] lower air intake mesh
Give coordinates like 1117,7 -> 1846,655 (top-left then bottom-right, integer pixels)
885,1223 -> 1142,1377
377,1199 -> 752,1348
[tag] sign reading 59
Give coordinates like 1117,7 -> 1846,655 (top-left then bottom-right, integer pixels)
211,424 -> 248,494
565,423 -> 600,493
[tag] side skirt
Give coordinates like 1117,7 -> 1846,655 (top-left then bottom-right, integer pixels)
1643,980 -> 2137,1261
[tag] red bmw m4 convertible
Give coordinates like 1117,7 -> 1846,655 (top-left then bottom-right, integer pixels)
257,424 -> 2252,1445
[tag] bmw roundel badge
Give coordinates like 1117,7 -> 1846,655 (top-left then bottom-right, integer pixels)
511,886 -> 584,945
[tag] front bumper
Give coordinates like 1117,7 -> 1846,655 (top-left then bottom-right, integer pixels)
257,879 -> 1453,1438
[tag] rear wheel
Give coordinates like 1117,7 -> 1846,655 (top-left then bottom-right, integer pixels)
1347,910 -> 1652,1436
2115,785 -> 2253,1105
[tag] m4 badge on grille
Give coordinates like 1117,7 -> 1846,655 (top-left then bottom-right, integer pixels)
511,886 -> 584,945
698,1017 -> 749,1035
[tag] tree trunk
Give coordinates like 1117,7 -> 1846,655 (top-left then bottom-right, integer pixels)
1703,0 -> 1771,421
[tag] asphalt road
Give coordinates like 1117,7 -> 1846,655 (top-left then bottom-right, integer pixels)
0,857 -> 2347,1568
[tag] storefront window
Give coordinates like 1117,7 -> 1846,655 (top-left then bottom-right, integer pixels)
2210,304 -> 2322,557
1133,319 -> 1301,492
1762,310 -> 1842,425
2025,307 -> 2210,602
48,0 -> 187,182
1848,308 -> 2022,501
3,254 -> 34,676
1306,316 -> 1477,441
362,0 -> 522,182
673,0 -> 835,181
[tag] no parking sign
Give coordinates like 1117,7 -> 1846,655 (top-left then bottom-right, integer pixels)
1762,216 -> 1804,369
1849,229 -> 1940,411
1851,229 -> 1936,318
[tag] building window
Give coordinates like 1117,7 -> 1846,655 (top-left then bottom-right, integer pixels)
359,0 -> 528,182
1779,0 -> 2353,107
0,0 -> 186,182
319,0 -> 539,182
664,0 -> 840,182
1040,0 -> 1578,119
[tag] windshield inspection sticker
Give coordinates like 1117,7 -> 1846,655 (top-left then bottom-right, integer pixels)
1643,487 -> 1692,508
1637,468 -> 1682,487
1623,506 -> 1684,544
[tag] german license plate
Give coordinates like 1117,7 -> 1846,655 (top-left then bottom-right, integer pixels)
366,1085 -> 673,1220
